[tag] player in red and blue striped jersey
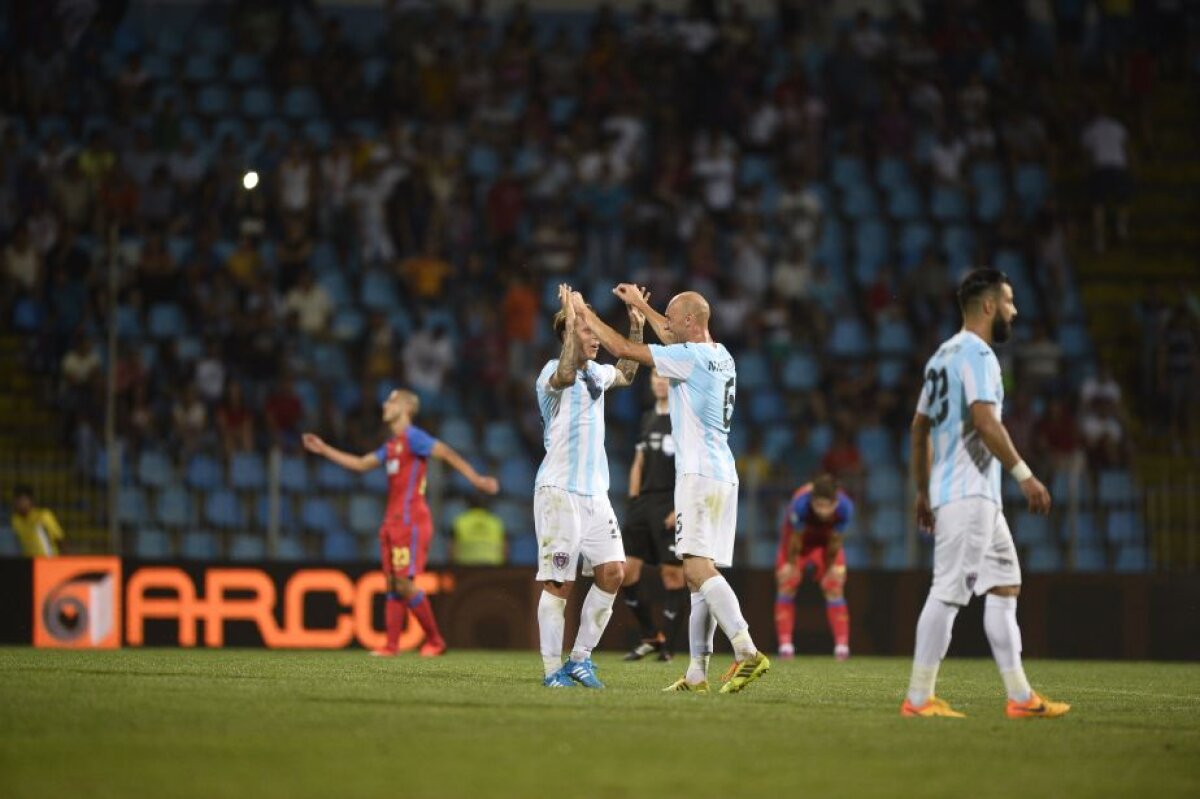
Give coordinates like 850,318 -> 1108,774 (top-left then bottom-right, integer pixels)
774,474 -> 854,660
303,389 -> 498,657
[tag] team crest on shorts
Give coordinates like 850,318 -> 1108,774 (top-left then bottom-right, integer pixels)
965,572 -> 978,591
553,552 -> 569,570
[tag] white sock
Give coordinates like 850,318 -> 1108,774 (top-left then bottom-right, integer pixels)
538,591 -> 567,678
984,594 -> 1032,702
698,575 -> 757,660
570,585 -> 616,662
686,591 -> 716,684
906,594 -> 960,706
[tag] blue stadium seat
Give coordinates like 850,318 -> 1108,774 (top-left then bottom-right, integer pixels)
229,452 -> 267,492
1051,470 -> 1092,505
975,184 -> 1006,223
185,454 -> 223,491
147,303 -> 187,338
322,532 -> 359,562
841,185 -> 878,220
241,86 -> 275,118
1026,544 -> 1062,572
1105,511 -> 1144,545
887,184 -> 924,220
499,457 -> 535,498
137,449 -> 173,489
282,87 -> 321,120
831,155 -> 867,190
362,468 -> 388,493
868,507 -> 906,544
1073,547 -> 1107,572
117,486 -> 149,526
194,25 -> 232,56
279,456 -> 310,493
360,270 -> 399,312
1057,323 -> 1092,359
877,359 -> 906,389
312,343 -> 350,381
483,421 -> 522,461
254,494 -> 295,530
827,318 -> 871,359
301,497 -> 341,533
738,350 -> 771,390
941,226 -> 975,267
508,534 -> 538,567
738,154 -> 772,188
865,467 -> 904,504
316,460 -> 356,492
331,308 -> 365,342
155,485 -> 192,527
1012,511 -> 1052,547
780,351 -> 820,392
362,57 -> 388,87
229,534 -> 266,561
494,500 -> 530,540
1097,470 -> 1137,506
276,536 -> 307,561
809,424 -> 833,454
183,54 -> 217,83
227,53 -> 265,84
876,157 -> 910,192
748,539 -> 777,569
302,118 -> 333,149
762,425 -> 794,462
438,417 -> 477,455
135,528 -> 172,559
815,215 -> 845,269
858,427 -> 895,465
875,319 -> 914,357
466,144 -> 500,181
181,531 -> 220,560
195,85 -> 230,117
843,541 -> 870,569
1014,163 -> 1049,215
142,52 -> 173,82
1060,513 -> 1102,547
882,542 -> 910,570
969,161 -> 1005,193
748,391 -> 786,424
899,221 -> 934,261
1114,545 -> 1149,573
205,489 -> 244,529
348,494 -> 382,535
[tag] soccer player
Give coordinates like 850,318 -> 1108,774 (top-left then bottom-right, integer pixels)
774,473 -> 854,661
620,369 -> 687,662
535,284 -> 641,689
574,285 -> 769,695
902,268 -> 1070,719
302,389 -> 499,657
9,485 -> 65,557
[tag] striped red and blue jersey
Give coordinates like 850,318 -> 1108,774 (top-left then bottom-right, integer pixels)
374,425 -> 437,526
779,484 -> 854,556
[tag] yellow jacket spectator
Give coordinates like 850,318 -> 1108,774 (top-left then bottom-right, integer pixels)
451,505 -> 505,566
10,485 -> 65,557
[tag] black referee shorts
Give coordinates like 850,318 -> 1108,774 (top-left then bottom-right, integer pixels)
622,492 -> 680,566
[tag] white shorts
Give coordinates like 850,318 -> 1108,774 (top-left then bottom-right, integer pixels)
674,474 -> 739,568
533,487 -> 625,583
931,497 -> 1022,606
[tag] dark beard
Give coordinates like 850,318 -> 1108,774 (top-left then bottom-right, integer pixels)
992,315 -> 1012,344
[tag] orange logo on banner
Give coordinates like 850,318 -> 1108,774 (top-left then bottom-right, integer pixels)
33,557 -> 123,649
125,567 -> 453,650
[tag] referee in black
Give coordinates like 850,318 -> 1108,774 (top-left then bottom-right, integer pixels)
620,369 -> 688,661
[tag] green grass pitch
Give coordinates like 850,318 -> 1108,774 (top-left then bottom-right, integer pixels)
1,648 -> 1197,799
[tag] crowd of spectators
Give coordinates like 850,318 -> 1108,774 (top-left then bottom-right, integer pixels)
2,1 -> 1195,562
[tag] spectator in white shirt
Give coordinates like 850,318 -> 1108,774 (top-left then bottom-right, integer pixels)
1081,106 -> 1133,252
194,340 -> 227,405
929,125 -> 968,187
402,321 -> 454,395
283,268 -> 334,338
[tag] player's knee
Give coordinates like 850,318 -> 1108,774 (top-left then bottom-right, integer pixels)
661,566 -> 685,591
989,585 -> 1020,598
622,559 -> 643,586
594,561 -> 625,592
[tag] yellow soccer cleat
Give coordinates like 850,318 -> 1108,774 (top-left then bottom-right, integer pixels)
900,696 -> 967,718
663,677 -> 710,693
1006,692 -> 1071,719
718,652 -> 770,694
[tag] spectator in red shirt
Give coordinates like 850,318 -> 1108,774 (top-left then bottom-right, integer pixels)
265,376 -> 305,451
1035,398 -> 1083,480
821,427 -> 865,499
485,161 -> 525,251
216,381 -> 256,457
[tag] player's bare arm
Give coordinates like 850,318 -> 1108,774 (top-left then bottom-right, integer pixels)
431,441 -> 499,495
549,283 -> 581,390
573,293 -> 655,367
969,402 -> 1051,514
612,288 -> 648,388
302,433 -> 381,472
910,413 -> 935,533
613,282 -> 674,344
628,448 -> 644,499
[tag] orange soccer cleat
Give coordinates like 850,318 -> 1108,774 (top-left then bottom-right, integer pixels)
900,696 -> 966,718
1006,692 -> 1070,719
419,640 -> 448,658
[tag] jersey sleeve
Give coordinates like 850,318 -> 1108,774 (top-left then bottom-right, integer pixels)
406,425 -> 437,458
833,494 -> 854,532
960,346 -> 1001,406
789,493 -> 811,531
595,363 -> 619,390
539,360 -> 567,394
374,442 -> 388,463
914,359 -> 933,418
649,343 -> 698,380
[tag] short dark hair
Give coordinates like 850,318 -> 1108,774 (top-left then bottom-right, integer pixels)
811,473 -> 838,501
957,268 -> 1010,312
14,483 -> 33,500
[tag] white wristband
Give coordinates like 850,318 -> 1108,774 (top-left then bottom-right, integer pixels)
1010,461 -> 1033,482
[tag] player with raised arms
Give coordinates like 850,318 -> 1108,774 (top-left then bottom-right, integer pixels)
303,389 -> 499,657
774,473 -> 854,661
573,285 -> 769,694
534,284 -> 642,688
902,268 -> 1070,718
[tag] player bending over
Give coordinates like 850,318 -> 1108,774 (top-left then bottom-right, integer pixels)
902,268 -> 1069,719
303,389 -> 498,657
575,285 -> 769,695
774,474 -> 854,660
621,369 -> 687,662
535,284 -> 642,688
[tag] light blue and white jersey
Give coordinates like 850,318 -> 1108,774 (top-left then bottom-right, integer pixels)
916,330 -> 1004,509
535,359 -> 619,496
648,342 -> 738,485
